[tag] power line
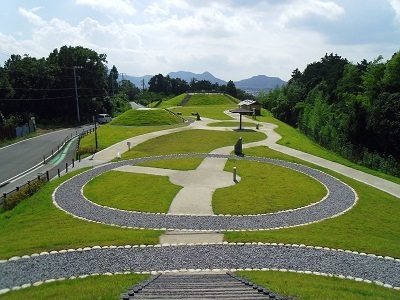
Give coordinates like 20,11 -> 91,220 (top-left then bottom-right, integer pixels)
0,95 -> 74,101
0,87 -> 75,91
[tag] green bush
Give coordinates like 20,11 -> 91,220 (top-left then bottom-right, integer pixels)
3,179 -> 46,211
78,144 -> 96,157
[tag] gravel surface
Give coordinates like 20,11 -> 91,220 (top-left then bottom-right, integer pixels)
1,244 -> 399,289
53,154 -> 357,230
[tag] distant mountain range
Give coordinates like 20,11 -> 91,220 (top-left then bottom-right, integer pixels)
120,71 -> 286,94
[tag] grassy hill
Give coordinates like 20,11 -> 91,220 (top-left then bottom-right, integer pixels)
186,93 -> 236,106
158,93 -> 238,108
109,108 -> 183,126
157,94 -> 187,108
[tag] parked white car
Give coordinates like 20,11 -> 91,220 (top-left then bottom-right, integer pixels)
97,114 -> 112,124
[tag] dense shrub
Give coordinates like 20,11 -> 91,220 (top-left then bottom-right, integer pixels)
78,144 -> 96,157
3,179 -> 46,210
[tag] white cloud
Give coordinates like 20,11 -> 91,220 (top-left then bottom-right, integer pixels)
389,0 -> 400,21
278,0 -> 345,27
18,7 -> 47,27
75,0 -> 136,15
144,3 -> 170,17
2,1 -> 399,81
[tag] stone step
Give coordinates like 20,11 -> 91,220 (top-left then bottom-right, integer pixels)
179,94 -> 192,106
159,231 -> 224,244
121,272 -> 289,299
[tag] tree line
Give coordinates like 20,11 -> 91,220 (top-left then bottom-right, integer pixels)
147,73 -> 254,100
0,45 -> 136,127
0,45 -> 255,128
259,52 -> 400,176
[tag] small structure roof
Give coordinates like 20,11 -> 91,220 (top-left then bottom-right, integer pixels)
230,107 -> 253,114
230,107 -> 253,130
238,99 -> 260,106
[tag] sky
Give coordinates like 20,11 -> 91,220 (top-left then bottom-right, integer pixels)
0,0 -> 399,82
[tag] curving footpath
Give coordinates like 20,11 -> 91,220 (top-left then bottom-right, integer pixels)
1,113 -> 400,295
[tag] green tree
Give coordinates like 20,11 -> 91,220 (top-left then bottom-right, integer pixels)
108,65 -> 119,96
382,51 -> 400,93
119,80 -> 140,102
226,80 -> 237,97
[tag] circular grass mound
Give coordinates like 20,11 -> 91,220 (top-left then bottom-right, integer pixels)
83,157 -> 326,215
83,171 -> 182,213
213,159 -> 327,215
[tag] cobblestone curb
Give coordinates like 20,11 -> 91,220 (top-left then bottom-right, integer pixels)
53,154 -> 358,231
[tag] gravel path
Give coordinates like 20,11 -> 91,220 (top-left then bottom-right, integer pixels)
53,154 -> 357,231
1,244 -> 399,290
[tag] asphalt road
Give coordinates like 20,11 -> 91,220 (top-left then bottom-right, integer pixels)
0,125 -> 93,192
130,101 -> 144,109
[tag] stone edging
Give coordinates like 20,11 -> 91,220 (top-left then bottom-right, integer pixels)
1,242 -> 399,295
53,154 -> 358,231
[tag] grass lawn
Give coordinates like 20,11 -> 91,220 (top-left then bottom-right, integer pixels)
0,274 -> 150,300
109,109 -> 183,126
157,94 -> 187,108
137,157 -> 204,170
83,171 -> 182,212
0,169 -> 163,259
250,110 -> 400,184
185,94 -> 235,106
207,121 -> 258,128
213,159 -> 326,215
79,123 -> 186,153
122,129 -> 266,159
83,157 -> 325,215
224,146 -> 400,258
169,105 -> 235,120
236,271 -> 400,300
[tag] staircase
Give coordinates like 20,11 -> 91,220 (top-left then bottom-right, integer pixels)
179,94 -> 192,106
121,272 -> 290,299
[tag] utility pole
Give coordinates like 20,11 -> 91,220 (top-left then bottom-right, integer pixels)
141,78 -> 145,92
110,73 -> 114,96
73,66 -> 81,124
